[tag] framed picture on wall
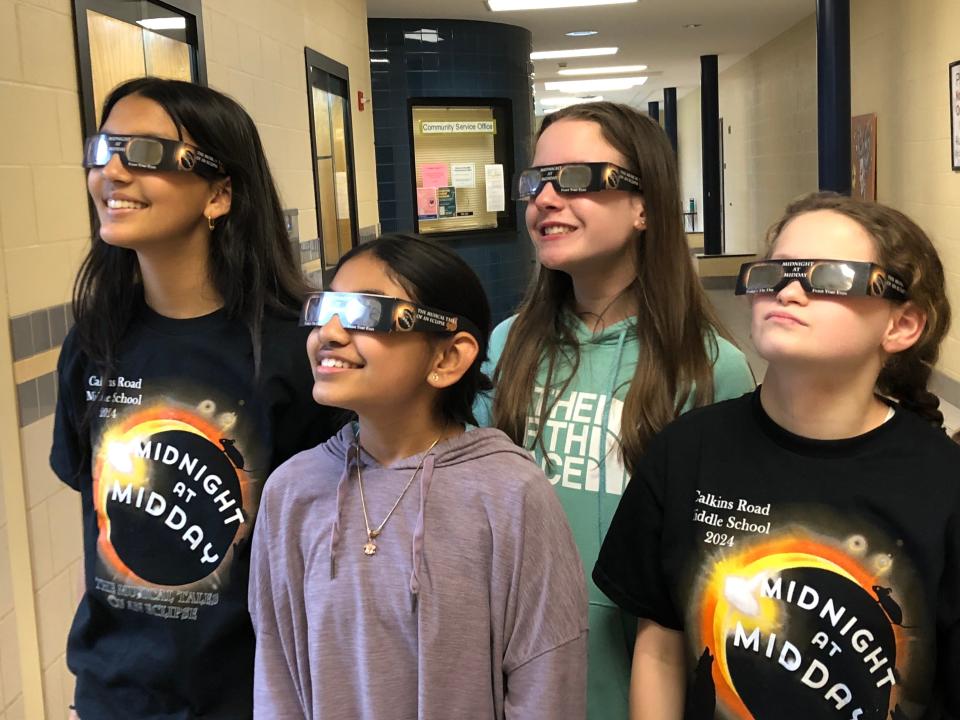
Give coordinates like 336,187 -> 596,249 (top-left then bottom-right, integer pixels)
950,60 -> 960,171
851,113 -> 877,201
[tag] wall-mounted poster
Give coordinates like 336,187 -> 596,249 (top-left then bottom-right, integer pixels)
417,187 -> 438,219
950,60 -> 960,171
451,163 -> 476,188
437,186 -> 457,217
421,162 -> 449,188
851,113 -> 877,201
484,164 -> 505,212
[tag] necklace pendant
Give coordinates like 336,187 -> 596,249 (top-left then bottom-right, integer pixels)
363,541 -> 377,556
369,529 -> 381,539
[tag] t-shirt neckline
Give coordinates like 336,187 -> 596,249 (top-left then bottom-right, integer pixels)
751,386 -> 901,459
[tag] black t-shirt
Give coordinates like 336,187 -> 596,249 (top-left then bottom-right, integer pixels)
594,390 -> 960,720
51,302 -> 340,720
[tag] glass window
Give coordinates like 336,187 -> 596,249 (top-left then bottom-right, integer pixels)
73,0 -> 205,135
305,49 -> 359,287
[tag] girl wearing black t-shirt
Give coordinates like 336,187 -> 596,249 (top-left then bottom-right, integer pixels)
53,78 -> 336,720
595,192 -> 960,719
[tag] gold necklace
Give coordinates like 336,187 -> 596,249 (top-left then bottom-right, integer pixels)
355,434 -> 442,556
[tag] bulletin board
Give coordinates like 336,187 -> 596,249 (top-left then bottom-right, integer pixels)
409,98 -> 515,236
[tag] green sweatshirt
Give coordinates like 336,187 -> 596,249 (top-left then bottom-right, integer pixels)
475,314 -> 755,720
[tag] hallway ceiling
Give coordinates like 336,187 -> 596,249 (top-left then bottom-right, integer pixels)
366,0 -> 814,115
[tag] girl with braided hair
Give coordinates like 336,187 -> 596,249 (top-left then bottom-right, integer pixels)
595,192 -> 960,719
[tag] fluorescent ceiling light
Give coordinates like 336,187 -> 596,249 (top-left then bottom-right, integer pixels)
530,47 -> 617,60
489,0 -> 636,10
558,64 -> 647,76
540,95 -> 603,106
136,17 -> 186,30
370,58 -> 390,63
404,29 -> 442,42
565,30 -> 598,37
544,76 -> 648,92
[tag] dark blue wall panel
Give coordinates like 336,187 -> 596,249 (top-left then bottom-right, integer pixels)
367,19 -> 536,324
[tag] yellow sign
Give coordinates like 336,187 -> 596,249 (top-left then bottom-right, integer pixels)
421,120 -> 497,134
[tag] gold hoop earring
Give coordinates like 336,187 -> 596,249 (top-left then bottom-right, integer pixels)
207,215 -> 216,231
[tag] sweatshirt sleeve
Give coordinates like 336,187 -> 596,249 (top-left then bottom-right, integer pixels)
502,474 -> 589,720
249,476 -> 308,720
504,633 -> 589,720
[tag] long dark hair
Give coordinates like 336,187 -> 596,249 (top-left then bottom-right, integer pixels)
74,77 -> 309,376
766,192 -> 952,428
493,102 -> 733,475
334,234 -> 492,426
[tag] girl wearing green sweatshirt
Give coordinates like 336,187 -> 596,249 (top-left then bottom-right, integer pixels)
477,102 -> 755,718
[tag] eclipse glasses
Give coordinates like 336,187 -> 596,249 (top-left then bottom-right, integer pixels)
735,259 -> 908,301
515,162 -> 642,200
300,292 -> 481,340
83,134 -> 226,178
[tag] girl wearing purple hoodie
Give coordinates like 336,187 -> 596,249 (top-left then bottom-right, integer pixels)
249,234 -> 588,719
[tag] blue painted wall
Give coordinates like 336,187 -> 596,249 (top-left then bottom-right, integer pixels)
367,18 -> 536,324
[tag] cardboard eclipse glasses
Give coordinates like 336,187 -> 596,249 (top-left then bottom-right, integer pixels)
735,259 -> 908,301
83,133 -> 226,178
300,292 -> 481,340
515,162 -> 642,200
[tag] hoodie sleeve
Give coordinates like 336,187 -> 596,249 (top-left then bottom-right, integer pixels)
502,473 -> 589,720
249,474 -> 308,720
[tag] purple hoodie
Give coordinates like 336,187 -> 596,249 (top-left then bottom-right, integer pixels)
249,425 -> 588,720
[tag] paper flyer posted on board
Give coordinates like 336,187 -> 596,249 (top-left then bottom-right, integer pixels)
420,163 -> 449,188
417,187 -> 438,219
485,164 -> 505,212
451,163 -> 476,188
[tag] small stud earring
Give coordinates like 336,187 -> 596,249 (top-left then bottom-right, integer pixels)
431,372 -> 440,382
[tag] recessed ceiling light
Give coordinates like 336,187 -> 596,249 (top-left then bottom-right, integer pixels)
136,17 -> 186,30
540,95 -> 603,106
544,76 -> 648,92
565,30 -> 598,37
558,64 -> 648,76
683,23 -> 703,28
404,29 -> 443,42
488,0 -> 636,10
530,47 -> 618,60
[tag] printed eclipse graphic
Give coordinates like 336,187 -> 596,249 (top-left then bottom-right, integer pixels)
689,533 -> 918,720
93,406 -> 248,587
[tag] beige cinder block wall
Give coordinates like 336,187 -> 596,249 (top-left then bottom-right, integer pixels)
203,0 -> 379,239
677,86 -> 703,235
0,1 -> 376,717
850,0 -> 960,381
0,0 -> 89,717
677,14 -> 818,256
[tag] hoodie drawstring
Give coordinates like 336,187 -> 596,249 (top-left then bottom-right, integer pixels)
409,454 -> 436,610
329,443 -> 356,580
597,326 -> 627,549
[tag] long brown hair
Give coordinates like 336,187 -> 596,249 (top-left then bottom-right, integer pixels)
493,102 -> 733,475
765,192 -> 951,428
